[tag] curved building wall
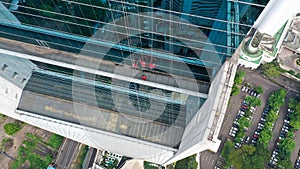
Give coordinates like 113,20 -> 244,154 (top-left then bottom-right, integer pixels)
254,0 -> 300,36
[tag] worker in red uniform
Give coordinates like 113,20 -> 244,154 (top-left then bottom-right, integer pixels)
141,75 -> 147,80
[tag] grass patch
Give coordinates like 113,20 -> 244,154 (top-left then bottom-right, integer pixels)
47,134 -> 64,150
11,139 -> 53,169
26,133 -> 43,143
4,123 -> 21,135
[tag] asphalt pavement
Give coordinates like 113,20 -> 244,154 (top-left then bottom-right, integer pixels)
54,138 -> 79,169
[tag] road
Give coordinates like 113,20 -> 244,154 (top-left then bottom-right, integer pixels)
54,138 -> 79,169
82,147 -> 97,169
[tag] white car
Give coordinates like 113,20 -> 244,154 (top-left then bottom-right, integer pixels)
245,136 -> 250,143
245,88 -> 249,92
242,86 -> 246,92
247,116 -> 253,121
238,111 -> 245,116
229,130 -> 236,137
234,143 -> 242,149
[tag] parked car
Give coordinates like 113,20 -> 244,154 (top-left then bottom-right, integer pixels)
245,136 -> 250,143
242,86 -> 246,91
260,118 -> 266,122
234,142 -> 241,149
231,127 -> 238,131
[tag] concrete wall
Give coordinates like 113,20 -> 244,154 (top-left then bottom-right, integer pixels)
164,60 -> 236,164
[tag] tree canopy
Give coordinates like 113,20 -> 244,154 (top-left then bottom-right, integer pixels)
245,96 -> 262,107
288,97 -> 300,129
221,141 -> 267,169
268,89 -> 286,109
231,85 -> 240,96
175,155 -> 198,169
234,70 -> 246,85
254,86 -> 264,94
262,61 -> 285,78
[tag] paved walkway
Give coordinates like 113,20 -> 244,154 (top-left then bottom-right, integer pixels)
278,47 -> 300,73
121,159 -> 144,169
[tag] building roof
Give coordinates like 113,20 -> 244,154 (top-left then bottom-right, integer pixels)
254,0 -> 300,36
18,70 -> 191,148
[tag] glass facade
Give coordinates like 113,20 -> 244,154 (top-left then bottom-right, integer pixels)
0,0 -> 269,148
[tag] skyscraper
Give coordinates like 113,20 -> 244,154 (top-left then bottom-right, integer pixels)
0,0 -> 268,165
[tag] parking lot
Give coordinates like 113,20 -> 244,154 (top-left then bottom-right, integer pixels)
220,70 -> 282,143
294,149 -> 300,169
200,70 -> 300,169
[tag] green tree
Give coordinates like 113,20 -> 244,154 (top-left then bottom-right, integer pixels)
279,138 -> 295,158
175,155 -> 197,169
245,96 -> 261,107
237,70 -> 246,78
238,116 -> 250,130
269,89 -> 286,108
221,141 -> 234,159
244,96 -> 253,104
277,159 -> 293,169
234,131 -> 245,143
251,97 -> 262,107
231,85 -> 240,96
290,118 -> 300,129
221,141 -> 266,169
4,123 -> 21,135
258,129 -> 272,148
266,110 -> 278,122
262,61 -> 284,78
228,145 -> 256,169
263,64 -> 280,77
254,86 -> 264,94
234,70 -> 246,85
287,131 -> 295,139
244,110 -> 252,117
288,98 -> 297,109
264,121 -> 274,130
